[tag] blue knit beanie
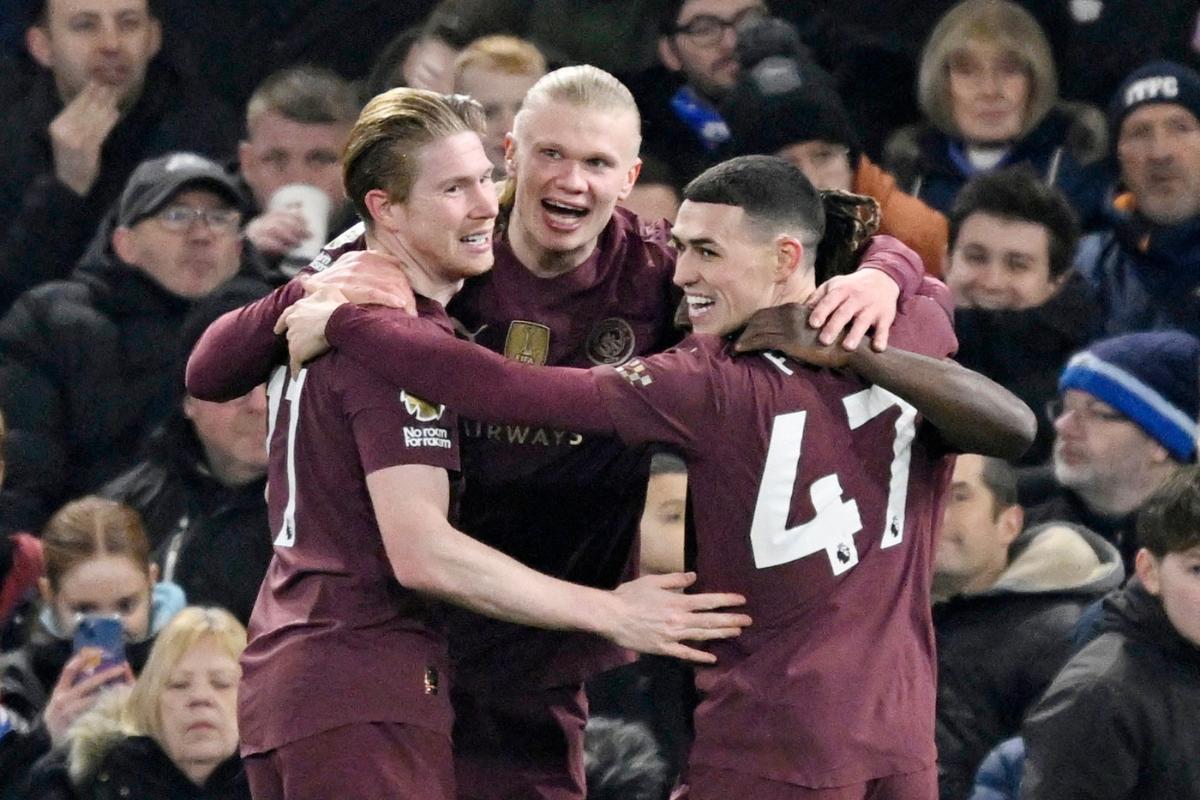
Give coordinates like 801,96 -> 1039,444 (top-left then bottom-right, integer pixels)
1108,60 -> 1200,137
1060,331 -> 1200,462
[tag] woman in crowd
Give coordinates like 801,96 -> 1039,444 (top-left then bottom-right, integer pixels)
0,497 -> 185,793
28,606 -> 249,799
885,0 -> 1111,229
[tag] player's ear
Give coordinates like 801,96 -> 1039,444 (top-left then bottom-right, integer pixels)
775,235 -> 804,281
364,189 -> 401,232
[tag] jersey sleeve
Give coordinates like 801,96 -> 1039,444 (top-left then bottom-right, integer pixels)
326,304 -> 617,435
859,234 -> 924,303
888,276 -> 958,359
592,338 -> 725,454
335,354 -> 461,475
186,279 -> 303,401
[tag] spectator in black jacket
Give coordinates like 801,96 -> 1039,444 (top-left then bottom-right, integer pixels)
0,153 -> 270,535
101,283 -> 273,626
932,454 -> 1123,800
1021,466 -> 1200,799
946,167 -> 1100,466
0,0 -> 239,315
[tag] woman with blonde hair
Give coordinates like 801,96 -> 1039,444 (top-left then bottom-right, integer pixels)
28,606 -> 249,799
884,0 -> 1111,228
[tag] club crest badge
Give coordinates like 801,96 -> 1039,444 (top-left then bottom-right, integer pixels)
400,390 -> 445,422
586,318 -> 636,365
504,321 -> 551,365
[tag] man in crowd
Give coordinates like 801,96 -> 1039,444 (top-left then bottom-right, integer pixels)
191,87 -> 752,800
1025,330 -> 1200,570
237,65 -> 359,270
189,65 -> 919,800
945,167 -> 1099,465
0,0 -> 239,313
101,283 -> 275,626
636,0 -> 768,186
932,454 -> 1123,799
1076,60 -> 1200,336
452,35 -> 546,179
0,152 -> 266,535
271,153 -> 1035,798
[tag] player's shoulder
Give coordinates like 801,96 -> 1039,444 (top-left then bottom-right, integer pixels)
890,277 -> 958,358
611,207 -> 675,267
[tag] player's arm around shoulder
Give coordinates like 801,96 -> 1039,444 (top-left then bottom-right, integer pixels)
367,463 -> 751,664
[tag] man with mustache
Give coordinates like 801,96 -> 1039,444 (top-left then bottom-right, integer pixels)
0,0 -> 239,314
1076,60 -> 1200,337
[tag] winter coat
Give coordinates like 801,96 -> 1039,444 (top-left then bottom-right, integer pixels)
1023,488 -> 1139,573
954,271 -> 1101,466
852,154 -> 949,278
884,103 -> 1112,230
0,61 -> 239,315
27,689 -> 249,800
1074,193 -> 1200,338
0,230 -> 272,535
1021,579 -> 1200,799
101,417 -> 271,626
0,583 -> 185,796
933,523 -> 1124,800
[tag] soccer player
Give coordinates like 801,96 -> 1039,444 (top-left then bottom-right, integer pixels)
187,66 -> 923,800
222,88 -> 753,800
274,155 -> 1036,799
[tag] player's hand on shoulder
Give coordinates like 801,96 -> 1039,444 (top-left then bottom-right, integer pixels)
806,268 -> 899,352
734,303 -> 853,368
275,281 -> 347,373
309,250 -> 416,314
609,572 -> 751,664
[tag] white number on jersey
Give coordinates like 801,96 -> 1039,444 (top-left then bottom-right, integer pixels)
266,365 -> 308,548
749,386 -> 917,575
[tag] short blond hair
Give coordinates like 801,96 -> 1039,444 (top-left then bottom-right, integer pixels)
125,607 -> 247,743
917,0 -> 1057,138
515,65 -> 640,137
342,88 -> 486,223
453,35 -> 546,89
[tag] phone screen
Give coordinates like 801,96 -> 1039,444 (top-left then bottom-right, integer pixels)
72,614 -> 126,683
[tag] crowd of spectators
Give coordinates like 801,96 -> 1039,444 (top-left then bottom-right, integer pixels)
0,0 -> 1197,798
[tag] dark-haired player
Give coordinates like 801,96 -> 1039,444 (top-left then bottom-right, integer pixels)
276,155 -> 1035,799
187,65 -> 924,800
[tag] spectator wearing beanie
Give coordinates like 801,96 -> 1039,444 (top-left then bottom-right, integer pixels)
723,34 -> 949,277
1024,331 -> 1200,571
1075,60 -> 1200,338
883,0 -> 1112,230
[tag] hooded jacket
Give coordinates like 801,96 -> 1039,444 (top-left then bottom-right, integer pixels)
933,523 -> 1124,800
0,583 -> 185,796
884,102 -> 1112,230
0,221 -> 271,535
1074,193 -> 1200,338
26,688 -> 249,800
100,415 -> 271,626
1021,579 -> 1200,799
0,59 -> 239,316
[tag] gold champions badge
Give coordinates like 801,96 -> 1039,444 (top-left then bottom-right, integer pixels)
504,321 -> 551,365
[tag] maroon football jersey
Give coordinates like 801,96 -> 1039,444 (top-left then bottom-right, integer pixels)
440,207 -> 680,690
592,292 -> 957,788
238,297 -> 460,756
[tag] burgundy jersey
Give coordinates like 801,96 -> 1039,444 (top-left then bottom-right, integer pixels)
441,207 -> 680,689
592,291 -> 957,788
238,297 -> 460,755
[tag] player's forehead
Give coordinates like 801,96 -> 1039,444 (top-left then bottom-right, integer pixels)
517,100 -> 639,159
412,131 -> 492,187
672,200 -> 751,245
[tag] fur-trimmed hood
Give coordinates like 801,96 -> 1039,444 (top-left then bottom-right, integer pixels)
64,685 -> 136,787
986,522 -> 1125,597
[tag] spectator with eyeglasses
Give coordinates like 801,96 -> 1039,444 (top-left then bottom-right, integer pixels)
631,0 -> 767,189
1023,331 -> 1200,571
0,153 -> 272,537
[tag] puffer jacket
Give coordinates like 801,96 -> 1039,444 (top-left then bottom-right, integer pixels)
1021,579 -> 1200,799
933,523 -> 1123,800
